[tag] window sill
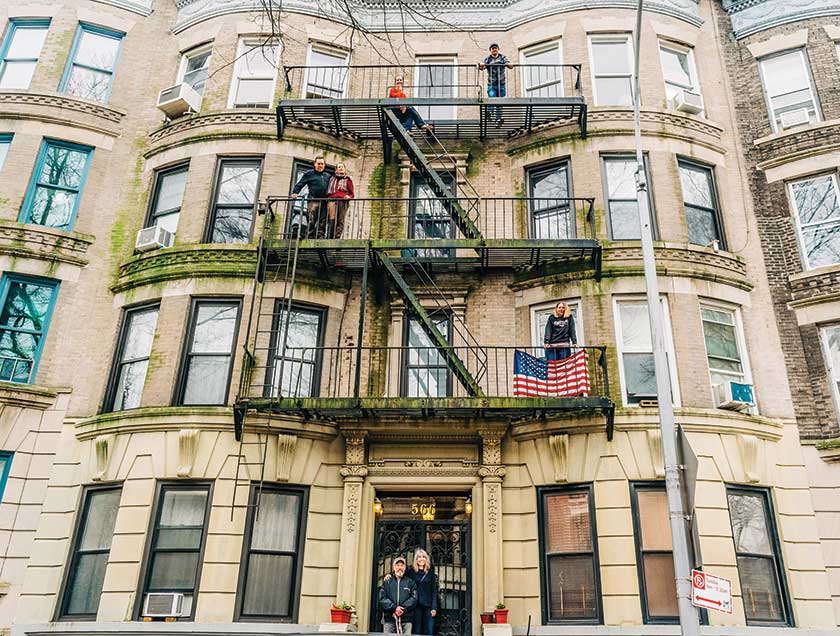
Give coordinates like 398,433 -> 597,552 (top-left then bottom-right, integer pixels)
753,118 -> 840,148
0,220 -> 95,270
0,91 -> 126,134
0,380 -> 63,410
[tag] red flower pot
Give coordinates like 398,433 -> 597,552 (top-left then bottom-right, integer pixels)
494,608 -> 509,624
480,612 -> 494,624
330,608 -> 352,623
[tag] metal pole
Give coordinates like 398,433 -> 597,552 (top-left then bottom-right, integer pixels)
632,1 -> 700,633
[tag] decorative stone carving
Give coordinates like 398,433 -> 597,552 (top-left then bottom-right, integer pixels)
485,482 -> 501,533
0,221 -> 93,268
276,434 -> 297,482
0,92 -> 125,126
177,430 -> 200,478
344,430 -> 368,465
737,434 -> 761,483
404,459 -> 443,468
549,434 -> 569,483
479,429 -> 503,465
93,434 -> 115,481
344,481 -> 362,533
340,464 -> 369,478
723,0 -> 840,39
647,429 -> 665,478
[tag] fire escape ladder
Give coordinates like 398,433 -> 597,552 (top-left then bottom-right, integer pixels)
230,429 -> 269,521
378,252 -> 485,397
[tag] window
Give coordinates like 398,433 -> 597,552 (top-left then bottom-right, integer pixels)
630,483 -> 677,623
303,44 -> 348,98
138,484 -> 211,620
58,486 -> 121,620
539,485 -> 601,623
229,39 -> 280,108
0,274 -> 59,383
727,487 -> 791,625
60,24 -> 124,103
659,42 -> 700,109
147,164 -> 188,234
177,300 -> 240,406
530,300 -> 583,347
527,161 -> 574,239
236,485 -> 307,621
819,324 -> 840,419
0,451 -> 12,501
20,139 -> 93,231
415,57 -> 457,120
678,159 -> 724,248
410,173 -> 455,258
403,313 -> 451,398
589,34 -> 633,106
0,134 -> 11,170
789,173 -> 840,270
105,304 -> 159,412
207,158 -> 261,243
614,297 -> 679,406
758,49 -> 819,131
267,303 -> 324,398
0,19 -> 49,89
601,154 -> 655,240
520,41 -> 563,98
178,45 -> 211,97
700,303 -> 750,397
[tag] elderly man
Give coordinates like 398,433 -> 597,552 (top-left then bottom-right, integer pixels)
379,556 -> 418,634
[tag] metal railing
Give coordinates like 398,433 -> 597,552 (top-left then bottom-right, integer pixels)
282,64 -> 582,102
241,344 -> 609,402
264,196 -> 597,242
0,356 -> 34,383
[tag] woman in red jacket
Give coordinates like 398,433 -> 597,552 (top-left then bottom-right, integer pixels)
325,161 -> 354,238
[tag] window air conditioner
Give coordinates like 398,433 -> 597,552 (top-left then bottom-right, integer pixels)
779,108 -> 809,130
157,83 -> 201,118
135,225 -> 174,252
713,381 -> 755,412
142,592 -> 184,618
673,89 -> 704,114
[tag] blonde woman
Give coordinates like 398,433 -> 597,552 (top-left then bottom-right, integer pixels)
543,301 -> 577,361
409,549 -> 438,635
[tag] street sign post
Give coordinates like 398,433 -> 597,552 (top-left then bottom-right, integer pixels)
691,569 -> 732,614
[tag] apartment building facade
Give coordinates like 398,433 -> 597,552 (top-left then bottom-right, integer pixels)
0,1 -> 837,635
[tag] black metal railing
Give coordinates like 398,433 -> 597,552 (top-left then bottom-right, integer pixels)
282,64 -> 583,102
264,196 -> 597,242
241,344 -> 609,402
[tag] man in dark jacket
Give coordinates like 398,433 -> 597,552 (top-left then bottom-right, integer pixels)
290,156 -> 331,237
379,556 -> 418,634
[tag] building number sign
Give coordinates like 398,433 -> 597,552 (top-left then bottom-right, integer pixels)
411,502 -> 436,518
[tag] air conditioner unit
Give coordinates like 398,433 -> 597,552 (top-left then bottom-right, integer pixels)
674,89 -> 704,114
779,108 -> 809,130
142,592 -> 184,618
157,83 -> 201,118
135,225 -> 174,252
713,381 -> 755,412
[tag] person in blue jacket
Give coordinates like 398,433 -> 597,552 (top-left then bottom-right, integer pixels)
544,301 -> 577,361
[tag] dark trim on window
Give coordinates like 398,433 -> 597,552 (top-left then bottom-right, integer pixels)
173,297 -> 242,406
0,451 -> 13,505
599,152 -> 658,241
400,310 -> 453,398
144,161 -> 190,229
234,483 -> 309,622
525,158 -> 575,239
264,300 -> 327,398
536,483 -> 603,625
676,156 -> 726,250
204,156 -> 264,243
133,481 -> 213,621
56,483 -> 123,621
726,484 -> 793,627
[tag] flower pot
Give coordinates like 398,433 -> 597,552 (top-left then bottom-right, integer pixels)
480,612 -> 494,624
330,608 -> 352,623
494,608 -> 509,624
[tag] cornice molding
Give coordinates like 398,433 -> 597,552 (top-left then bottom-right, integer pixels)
173,0 -> 702,34
0,382 -> 59,411
0,221 -> 94,269
0,91 -> 126,138
93,0 -> 153,15
723,0 -> 840,40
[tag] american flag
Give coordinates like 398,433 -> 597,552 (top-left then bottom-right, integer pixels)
513,349 -> 591,397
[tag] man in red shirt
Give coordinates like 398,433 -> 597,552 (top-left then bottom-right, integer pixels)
388,76 -> 433,134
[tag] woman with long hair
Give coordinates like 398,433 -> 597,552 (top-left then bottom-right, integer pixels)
325,161 -> 354,238
543,301 -> 577,361
409,549 -> 438,635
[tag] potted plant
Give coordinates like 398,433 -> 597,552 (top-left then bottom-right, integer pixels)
330,601 -> 354,623
494,602 -> 508,624
480,611 -> 494,624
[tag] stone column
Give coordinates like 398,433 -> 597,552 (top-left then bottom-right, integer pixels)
336,431 -> 368,606
479,429 -> 506,611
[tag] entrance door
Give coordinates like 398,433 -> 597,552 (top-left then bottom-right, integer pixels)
370,495 -> 471,636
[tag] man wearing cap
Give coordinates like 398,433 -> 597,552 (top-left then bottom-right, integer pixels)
379,556 -> 418,634
479,43 -> 513,126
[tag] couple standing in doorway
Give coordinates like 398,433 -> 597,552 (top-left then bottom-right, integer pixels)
379,549 -> 438,635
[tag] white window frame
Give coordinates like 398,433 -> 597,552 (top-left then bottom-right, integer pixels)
819,324 -> 840,422
588,33 -> 634,107
757,48 -> 821,133
414,55 -> 458,120
530,299 -> 584,348
227,37 -> 281,108
658,40 -> 702,113
699,300 -> 753,405
303,42 -> 350,98
177,43 -> 212,100
788,172 -> 840,271
519,40 -> 563,98
613,295 -> 681,407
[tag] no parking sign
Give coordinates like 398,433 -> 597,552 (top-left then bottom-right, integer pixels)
691,569 -> 732,614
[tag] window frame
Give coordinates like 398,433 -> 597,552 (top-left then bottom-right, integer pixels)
588,33 -> 634,107
205,156 -> 263,244
529,299 -> 584,348
726,485 -> 793,627
0,133 -> 12,171
414,55 -> 458,121
820,323 -> 840,421
519,39 -> 564,98
56,483 -> 123,621
0,450 -> 12,502
177,42 -> 212,99
59,22 -> 125,103
699,300 -> 753,405
174,298 -> 242,406
264,300 -> 327,399
227,37 -> 281,108
658,40 -> 701,111
757,48 -> 821,133
0,273 -> 60,384
537,483 -> 603,625
526,159 -> 575,239
19,138 -> 94,231
401,311 -> 453,398
102,302 -> 160,413
0,19 -> 50,90
677,157 -> 726,250
234,483 -> 309,622
302,42 -> 350,99
599,152 -> 657,241
134,481 -> 213,621
787,171 -> 840,271
144,161 -> 190,233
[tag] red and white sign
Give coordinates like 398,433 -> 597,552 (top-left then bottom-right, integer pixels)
691,569 -> 732,614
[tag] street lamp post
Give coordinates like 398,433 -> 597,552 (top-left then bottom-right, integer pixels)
631,1 -> 701,633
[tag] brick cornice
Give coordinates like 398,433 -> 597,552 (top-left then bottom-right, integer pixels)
0,221 -> 94,269
0,91 -> 126,138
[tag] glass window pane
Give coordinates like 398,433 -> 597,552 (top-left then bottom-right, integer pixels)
592,40 -> 630,74
605,159 -> 637,199
737,556 -> 785,622
113,359 -> 148,410
155,211 -> 179,234
251,492 -> 299,551
122,308 -> 158,361
545,492 -> 592,552
29,187 -> 76,229
305,49 -> 347,97
273,359 -> 315,397
0,281 -> 52,331
74,30 -> 120,71
63,552 -> 109,615
643,553 -> 678,617
40,145 -> 88,188
624,353 -> 657,398
7,27 -> 48,59
595,77 -> 633,105
183,49 -> 210,94
824,325 -> 840,381
702,313 -> 740,362
801,224 -> 840,268
276,308 -> 321,355
243,553 -> 293,616
619,303 -> 652,351
217,163 -> 259,204
609,200 -> 641,240
148,552 -> 200,590
155,527 -> 203,549
532,166 -> 569,201
182,355 -> 230,404
728,492 -> 772,555
791,176 -> 840,226
679,164 -> 714,209
0,60 -> 37,89
638,489 -> 671,550
191,304 -> 237,353
686,205 -> 719,246
761,51 -> 809,98
235,78 -> 274,106
211,207 -> 253,243
65,66 -> 111,102
547,555 -> 597,620
0,141 -> 9,171
79,488 -> 121,551
159,490 -> 208,528
154,169 -> 188,216
660,47 -> 692,88
240,44 -> 279,77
